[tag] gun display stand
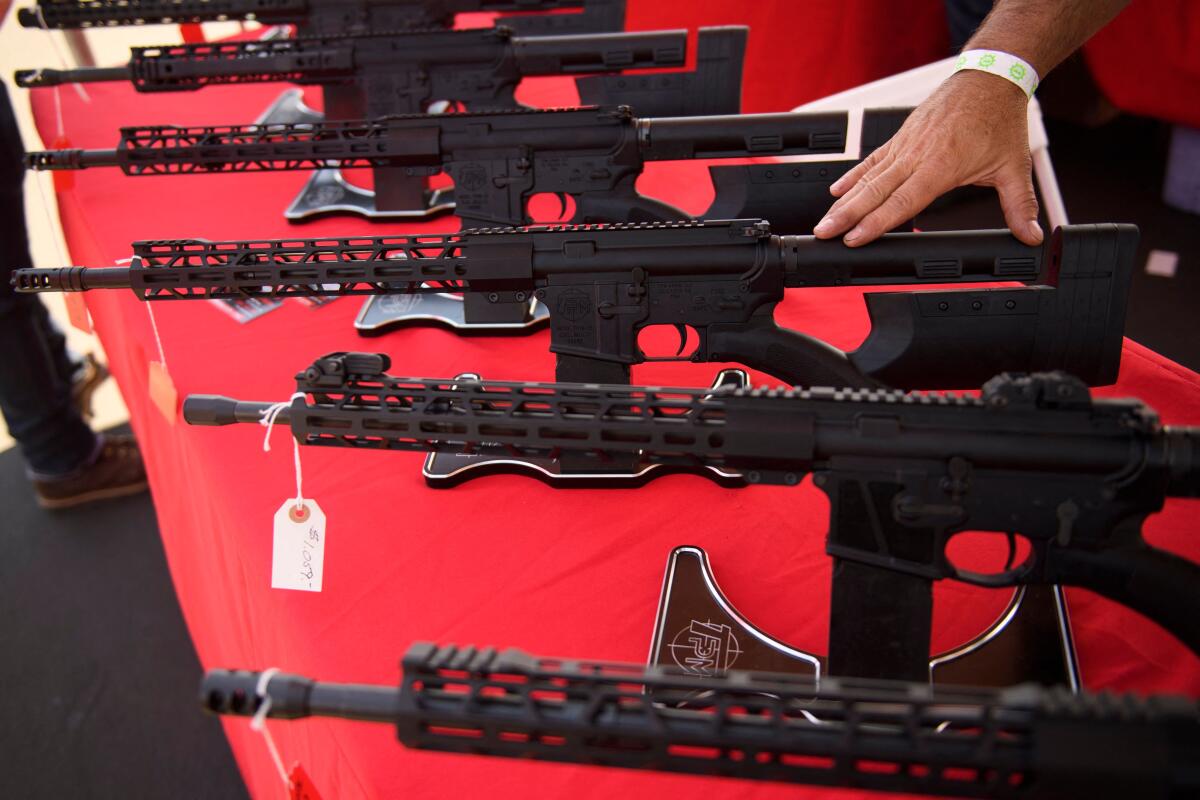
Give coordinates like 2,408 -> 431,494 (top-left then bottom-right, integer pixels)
255,89 -> 455,222
355,292 -> 550,336
423,370 -> 750,488
649,547 -> 1080,695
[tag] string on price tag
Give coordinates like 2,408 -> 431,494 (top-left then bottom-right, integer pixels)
261,396 -> 327,593
248,670 -> 324,799
145,303 -> 179,423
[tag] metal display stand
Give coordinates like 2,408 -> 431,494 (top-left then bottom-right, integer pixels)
648,546 -> 1081,693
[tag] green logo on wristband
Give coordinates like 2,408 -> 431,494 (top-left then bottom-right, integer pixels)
978,53 -> 996,68
1009,63 -> 1027,80
955,55 -> 967,70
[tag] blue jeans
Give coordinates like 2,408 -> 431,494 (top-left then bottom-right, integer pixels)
0,82 -> 98,478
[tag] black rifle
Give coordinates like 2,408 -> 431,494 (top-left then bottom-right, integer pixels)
182,363 -> 1200,677
13,26 -> 746,121
17,0 -> 626,36
19,106 -> 905,235
17,33 -> 747,217
200,643 -> 1200,798
14,220 -> 1136,390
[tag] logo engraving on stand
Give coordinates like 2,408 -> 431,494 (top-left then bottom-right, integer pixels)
378,294 -> 423,314
312,185 -> 346,205
669,620 -> 742,676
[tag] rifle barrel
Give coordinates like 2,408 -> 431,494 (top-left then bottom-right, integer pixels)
183,396 -> 278,427
14,65 -> 132,88
202,669 -> 400,723
12,266 -> 132,292
25,148 -> 122,170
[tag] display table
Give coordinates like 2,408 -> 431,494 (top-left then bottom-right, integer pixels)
26,7 -> 1200,798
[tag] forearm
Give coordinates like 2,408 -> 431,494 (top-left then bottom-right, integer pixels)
966,0 -> 1131,76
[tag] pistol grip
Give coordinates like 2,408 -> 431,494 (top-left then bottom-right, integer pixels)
706,319 -> 879,389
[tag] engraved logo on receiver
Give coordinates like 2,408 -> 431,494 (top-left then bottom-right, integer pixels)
556,289 -> 592,322
669,620 -> 742,676
457,164 -> 489,192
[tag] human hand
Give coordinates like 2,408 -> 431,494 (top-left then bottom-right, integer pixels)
813,70 -> 1042,247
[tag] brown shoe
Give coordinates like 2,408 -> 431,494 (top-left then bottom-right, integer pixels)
72,353 -> 111,421
33,434 -> 148,510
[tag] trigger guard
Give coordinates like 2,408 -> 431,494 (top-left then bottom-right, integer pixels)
941,530 -> 1039,589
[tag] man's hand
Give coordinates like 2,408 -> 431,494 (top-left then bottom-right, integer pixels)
812,0 -> 1132,248
814,70 -> 1041,247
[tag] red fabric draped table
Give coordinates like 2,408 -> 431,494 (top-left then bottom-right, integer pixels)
25,3 -> 1200,798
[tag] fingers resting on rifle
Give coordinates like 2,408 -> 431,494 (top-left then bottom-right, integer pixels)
814,155 -> 913,243
841,173 -> 943,247
828,143 -> 887,198
991,162 -> 1044,246
816,71 -> 1039,247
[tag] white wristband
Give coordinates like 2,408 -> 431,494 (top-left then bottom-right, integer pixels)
954,49 -> 1040,98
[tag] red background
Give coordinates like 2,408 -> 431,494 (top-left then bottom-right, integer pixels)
24,2 -> 1200,798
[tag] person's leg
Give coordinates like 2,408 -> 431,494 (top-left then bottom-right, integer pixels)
31,294 -> 81,386
0,81 -> 98,477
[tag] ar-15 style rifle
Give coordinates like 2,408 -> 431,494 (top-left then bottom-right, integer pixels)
22,106 -> 877,229
18,29 -> 747,221
13,26 -> 746,121
201,643 -> 1200,798
183,363 -> 1200,678
14,220 -> 1136,391
17,0 -> 626,37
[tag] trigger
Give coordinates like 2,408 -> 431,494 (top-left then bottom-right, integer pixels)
554,193 -> 569,222
1004,531 -> 1017,571
673,324 -> 688,356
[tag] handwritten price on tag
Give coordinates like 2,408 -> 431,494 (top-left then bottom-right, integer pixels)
272,500 -> 327,593
298,527 -> 321,587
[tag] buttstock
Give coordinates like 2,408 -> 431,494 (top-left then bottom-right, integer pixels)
1047,543 -> 1200,657
705,161 -> 916,236
575,26 -> 747,117
851,223 -> 1138,389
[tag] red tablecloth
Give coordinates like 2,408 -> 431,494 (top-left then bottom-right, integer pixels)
25,3 -> 1200,798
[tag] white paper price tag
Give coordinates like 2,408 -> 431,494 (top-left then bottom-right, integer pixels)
271,500 -> 326,593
